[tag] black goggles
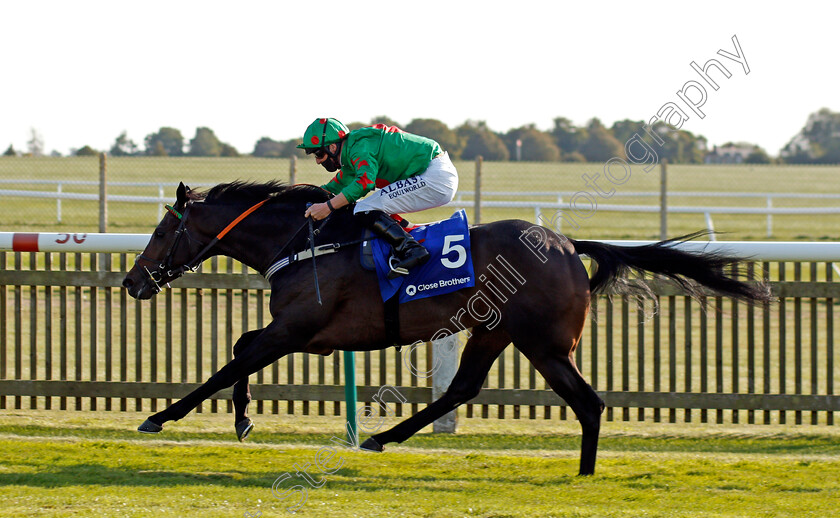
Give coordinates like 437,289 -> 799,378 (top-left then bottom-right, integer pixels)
306,147 -> 327,159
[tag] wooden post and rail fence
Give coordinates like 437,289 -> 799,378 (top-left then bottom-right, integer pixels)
0,233 -> 837,428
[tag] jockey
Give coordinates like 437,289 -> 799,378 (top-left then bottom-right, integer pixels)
300,117 -> 459,278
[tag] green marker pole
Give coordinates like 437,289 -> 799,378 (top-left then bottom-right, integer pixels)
343,350 -> 358,445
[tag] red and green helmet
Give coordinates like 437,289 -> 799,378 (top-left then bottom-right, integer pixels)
297,118 -> 349,151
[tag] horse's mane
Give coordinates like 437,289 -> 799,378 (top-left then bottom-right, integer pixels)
193,180 -> 331,206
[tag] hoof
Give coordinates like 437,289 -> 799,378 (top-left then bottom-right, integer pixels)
236,418 -> 254,442
138,419 -> 163,434
359,437 -> 384,452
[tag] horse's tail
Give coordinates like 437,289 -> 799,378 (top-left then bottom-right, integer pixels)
568,231 -> 773,303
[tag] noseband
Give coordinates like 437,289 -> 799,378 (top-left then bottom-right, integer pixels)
135,204 -> 196,293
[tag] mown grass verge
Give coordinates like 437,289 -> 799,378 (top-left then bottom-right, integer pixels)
1,410 -> 839,517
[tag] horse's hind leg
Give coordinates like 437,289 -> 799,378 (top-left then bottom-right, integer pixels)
231,329 -> 262,441
519,345 -> 604,475
360,327 -> 509,451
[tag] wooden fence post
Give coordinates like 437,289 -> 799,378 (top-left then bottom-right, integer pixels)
659,159 -> 667,240
99,153 -> 107,233
474,156 -> 482,224
290,155 -> 297,185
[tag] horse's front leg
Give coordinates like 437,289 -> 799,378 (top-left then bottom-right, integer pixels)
138,321 -> 297,434
231,329 -> 263,441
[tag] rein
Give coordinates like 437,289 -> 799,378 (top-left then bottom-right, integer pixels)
185,198 -> 270,273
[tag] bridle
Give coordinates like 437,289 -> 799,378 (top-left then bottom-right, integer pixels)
135,198 -> 270,294
136,204 -> 195,293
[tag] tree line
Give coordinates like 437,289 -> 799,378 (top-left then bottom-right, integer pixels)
4,109 -> 839,164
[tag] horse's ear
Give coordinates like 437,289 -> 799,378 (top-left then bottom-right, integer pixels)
175,182 -> 188,209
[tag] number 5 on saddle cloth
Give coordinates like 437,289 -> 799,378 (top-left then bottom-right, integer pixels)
371,209 -> 475,304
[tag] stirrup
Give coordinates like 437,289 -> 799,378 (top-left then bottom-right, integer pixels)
388,256 -> 409,277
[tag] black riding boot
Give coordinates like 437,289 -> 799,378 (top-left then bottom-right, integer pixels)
359,211 -> 430,278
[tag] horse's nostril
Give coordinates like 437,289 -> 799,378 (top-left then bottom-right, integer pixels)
122,278 -> 133,289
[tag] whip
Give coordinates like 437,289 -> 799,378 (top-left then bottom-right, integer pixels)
306,203 -> 323,305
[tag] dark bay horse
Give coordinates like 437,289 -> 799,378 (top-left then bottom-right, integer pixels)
122,180 -> 772,475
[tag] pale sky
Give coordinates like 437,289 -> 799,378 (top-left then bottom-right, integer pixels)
1,1 -> 836,157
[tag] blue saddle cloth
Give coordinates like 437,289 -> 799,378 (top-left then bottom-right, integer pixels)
372,210 -> 475,303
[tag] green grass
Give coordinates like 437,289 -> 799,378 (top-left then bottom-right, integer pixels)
2,410 -> 840,517
1,157 -> 840,240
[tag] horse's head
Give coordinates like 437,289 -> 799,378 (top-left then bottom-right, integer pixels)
123,182 -> 205,299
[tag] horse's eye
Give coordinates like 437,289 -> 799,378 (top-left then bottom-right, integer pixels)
155,231 -> 166,238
